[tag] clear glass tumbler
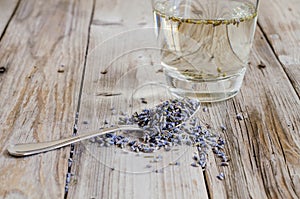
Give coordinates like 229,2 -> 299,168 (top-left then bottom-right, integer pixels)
152,0 -> 259,102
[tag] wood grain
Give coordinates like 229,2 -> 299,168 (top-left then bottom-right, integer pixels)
0,0 -> 93,198
258,0 -> 300,96
67,0 -> 300,198
68,0 -> 208,198
202,26 -> 300,199
0,0 -> 299,198
0,0 -> 19,38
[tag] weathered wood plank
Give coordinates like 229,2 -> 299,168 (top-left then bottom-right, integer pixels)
0,0 -> 93,198
67,0 -> 300,199
203,26 -> 300,198
0,0 -> 19,38
258,0 -> 300,96
67,0 -> 209,198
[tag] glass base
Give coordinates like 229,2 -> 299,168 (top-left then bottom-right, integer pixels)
165,69 -> 246,102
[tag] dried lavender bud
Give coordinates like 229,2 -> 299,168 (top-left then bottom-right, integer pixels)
100,69 -> 108,74
191,162 -> 199,167
57,64 -> 65,73
220,125 -> 227,131
217,172 -> 225,180
198,160 -> 206,168
221,162 -> 229,166
154,169 -> 164,173
132,98 -> 200,130
193,154 -> 199,161
89,137 -> 96,143
110,107 -> 116,115
90,98 -> 229,180
0,66 -> 6,73
169,161 -> 180,166
66,173 -> 71,183
218,137 -> 225,146
236,113 -> 243,120
140,98 -> 148,104
257,61 -> 266,69
68,158 -> 73,167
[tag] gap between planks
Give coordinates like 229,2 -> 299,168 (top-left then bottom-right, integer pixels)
64,0 -> 97,198
0,0 -> 20,42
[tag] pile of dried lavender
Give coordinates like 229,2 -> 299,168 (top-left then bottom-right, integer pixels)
90,98 -> 229,179
118,98 -> 200,153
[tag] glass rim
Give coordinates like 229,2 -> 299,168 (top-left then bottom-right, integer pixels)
152,0 -> 259,22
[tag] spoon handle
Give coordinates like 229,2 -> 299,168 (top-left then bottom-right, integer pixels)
7,125 -> 140,157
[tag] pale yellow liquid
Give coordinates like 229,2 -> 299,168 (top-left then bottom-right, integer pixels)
154,0 -> 257,81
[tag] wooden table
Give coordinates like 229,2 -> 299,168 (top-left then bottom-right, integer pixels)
0,0 -> 299,198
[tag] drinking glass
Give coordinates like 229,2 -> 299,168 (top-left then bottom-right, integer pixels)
152,0 -> 259,102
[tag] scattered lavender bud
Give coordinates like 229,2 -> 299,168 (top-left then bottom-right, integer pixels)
186,140 -> 192,146
217,172 -> 225,180
236,113 -> 243,120
66,173 -> 71,183
217,151 -> 225,157
0,66 -> 6,73
111,109 -> 116,115
89,137 -> 96,143
220,125 -> 227,131
65,185 -> 69,193
146,164 -> 152,168
88,98 -> 229,180
57,64 -> 65,73
193,154 -> 199,161
100,69 -> 108,74
197,147 -> 202,152
191,162 -> 199,167
73,124 -> 78,132
68,158 -> 73,167
153,169 -> 164,173
164,145 -> 171,151
198,160 -> 206,168
141,98 -> 148,104
218,137 -> 225,145
169,161 -> 180,166
220,162 -> 229,166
